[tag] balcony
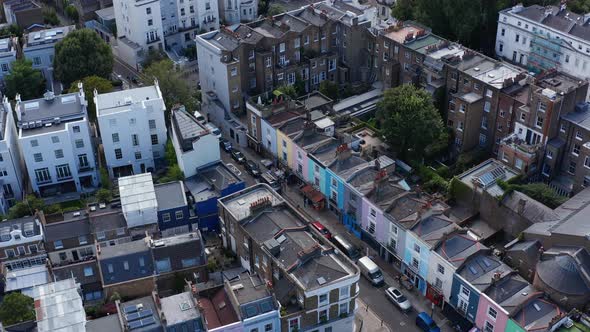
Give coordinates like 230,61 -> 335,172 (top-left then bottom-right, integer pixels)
146,36 -> 161,45
78,165 -> 94,173
37,178 -> 52,185
57,174 -> 73,182
51,255 -> 96,268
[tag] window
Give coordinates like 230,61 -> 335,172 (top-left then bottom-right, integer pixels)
435,278 -> 443,289
78,154 -> 89,168
576,130 -> 583,140
175,211 -> 184,220
414,243 -> 421,253
156,258 -> 171,273
585,156 -> 590,169
484,321 -> 494,332
75,139 -> 84,148
412,257 -> 419,269
29,244 -> 38,254
35,168 -> 51,183
264,324 -> 273,332
109,119 -> 117,127
34,153 -> 43,162
339,285 -> 350,300
546,150 -> 554,160
162,213 -> 171,222
479,134 -> 487,146
146,7 -> 151,14
148,19 -> 153,26
79,235 -> 87,245
569,161 -> 577,174
112,133 -> 119,143
54,240 -> 63,249
515,158 -> 524,170
538,101 -> 547,113
536,116 -> 544,128
231,67 -> 237,76
135,151 -> 142,160
437,264 -> 445,274
318,293 -> 328,306
54,149 -> 64,159
181,258 -> 198,268
460,285 -> 470,298
139,257 -> 145,267
51,136 -> 59,143
132,134 -> 139,146
147,119 -> 157,130
561,124 -> 566,133
339,302 -> 349,316
96,231 -> 106,240
84,266 -> 93,277
515,34 -> 520,42
481,116 -> 488,129
56,164 -> 71,179
30,139 -> 38,148
151,134 -> 159,145
5,249 -> 14,258
288,318 -> 300,330
1,63 -> 8,72
115,149 -> 122,159
129,118 -> 136,126
488,306 -> 498,320
32,57 -> 41,65
573,144 -> 581,156
501,28 -> 505,36
458,121 -> 464,131
318,309 -> 328,322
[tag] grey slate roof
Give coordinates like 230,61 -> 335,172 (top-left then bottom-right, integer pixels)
18,92 -> 85,124
484,273 -> 534,314
44,219 -> 91,241
86,314 -> 123,332
154,181 -> 187,211
511,296 -> 562,331
434,232 -> 483,267
509,5 -> 590,42
536,247 -> 590,296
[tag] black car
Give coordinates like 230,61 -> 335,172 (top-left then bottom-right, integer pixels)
245,160 -> 261,177
231,150 -> 246,163
219,137 -> 232,152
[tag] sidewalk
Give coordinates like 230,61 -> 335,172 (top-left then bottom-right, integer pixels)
281,184 -> 453,332
355,299 -> 391,332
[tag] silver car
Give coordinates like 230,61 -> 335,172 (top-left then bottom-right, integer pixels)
385,287 -> 412,312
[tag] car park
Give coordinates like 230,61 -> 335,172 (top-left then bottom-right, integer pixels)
385,287 -> 412,312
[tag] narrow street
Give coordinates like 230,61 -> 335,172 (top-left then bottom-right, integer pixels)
215,142 -> 455,332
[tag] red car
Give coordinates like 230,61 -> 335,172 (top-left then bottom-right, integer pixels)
311,221 -> 332,239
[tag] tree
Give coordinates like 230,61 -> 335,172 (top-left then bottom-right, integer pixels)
99,167 -> 111,190
267,4 -> 286,16
319,81 -> 338,101
65,5 -> 79,22
391,0 -> 414,20
294,73 -> 306,97
142,49 -> 167,68
182,45 -> 197,61
7,195 -> 46,219
96,188 -> 112,203
68,76 -> 113,122
0,24 -> 22,38
0,293 -> 35,326
165,139 -> 177,166
376,84 -> 447,161
43,8 -> 60,26
54,28 -> 114,87
277,85 -> 298,99
142,60 -> 198,116
4,60 -> 45,100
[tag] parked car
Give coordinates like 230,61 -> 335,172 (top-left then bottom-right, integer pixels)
358,256 -> 384,286
260,171 -> 281,193
231,150 -> 246,164
260,159 -> 273,169
310,221 -> 332,239
385,287 -> 411,312
331,235 -> 360,261
245,160 -> 261,177
415,312 -> 440,332
219,137 -> 232,152
206,123 -> 221,138
193,111 -> 207,125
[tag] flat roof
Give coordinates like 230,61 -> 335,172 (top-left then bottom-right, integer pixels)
185,162 -> 242,202
95,6 -> 114,21
99,238 -> 149,259
4,265 -> 49,293
458,159 -> 519,196
32,278 -> 85,332
154,181 -> 187,211
119,173 -> 157,215
160,292 -> 200,326
24,25 -> 74,49
96,85 -> 161,116
18,92 -> 85,124
119,296 -> 162,332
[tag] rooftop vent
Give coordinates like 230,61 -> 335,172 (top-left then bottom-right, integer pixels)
179,302 -> 192,311
231,284 -> 244,291
44,91 -> 55,101
316,277 -> 326,285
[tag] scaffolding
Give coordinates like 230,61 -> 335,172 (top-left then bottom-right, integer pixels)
528,32 -> 563,74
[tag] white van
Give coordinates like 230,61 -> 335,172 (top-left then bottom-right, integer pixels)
193,111 -> 206,125
358,256 -> 384,286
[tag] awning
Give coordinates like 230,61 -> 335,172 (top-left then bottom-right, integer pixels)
300,184 -> 324,203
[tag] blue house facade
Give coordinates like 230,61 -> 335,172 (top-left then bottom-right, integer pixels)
185,163 -> 245,232
450,273 -> 480,322
155,181 -> 191,231
402,232 -> 431,295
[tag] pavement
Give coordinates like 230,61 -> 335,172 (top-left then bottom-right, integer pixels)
355,298 -> 391,332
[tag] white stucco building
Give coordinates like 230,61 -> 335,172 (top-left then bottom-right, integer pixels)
0,37 -> 17,86
170,104 -> 220,178
496,4 -> 590,80
113,0 -> 164,68
218,0 -> 258,25
96,83 -> 167,178
16,86 -> 98,196
119,173 -> 158,229
0,97 -> 25,213
161,0 -> 220,53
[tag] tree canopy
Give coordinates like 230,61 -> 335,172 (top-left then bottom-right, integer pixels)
0,291 -> 35,326
142,59 -> 198,115
319,81 -> 338,101
54,28 -> 114,87
5,59 -> 45,100
68,76 -> 113,122
267,4 -> 286,16
376,84 -> 447,161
